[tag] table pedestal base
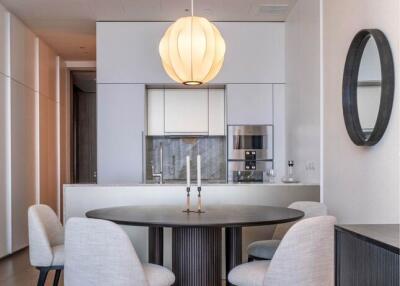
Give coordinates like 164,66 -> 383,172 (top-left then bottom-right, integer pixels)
172,227 -> 222,286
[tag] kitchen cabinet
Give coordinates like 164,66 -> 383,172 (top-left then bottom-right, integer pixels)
226,84 -> 273,125
147,89 -> 164,136
97,84 -> 145,184
147,88 -> 225,136
164,89 -> 209,135
209,89 -> 225,135
96,22 -> 284,84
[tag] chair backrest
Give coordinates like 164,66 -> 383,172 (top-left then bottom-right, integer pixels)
263,216 -> 336,286
64,218 -> 148,286
272,201 -> 328,240
28,204 -> 64,266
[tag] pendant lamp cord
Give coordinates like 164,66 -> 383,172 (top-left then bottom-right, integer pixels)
191,0 -> 194,16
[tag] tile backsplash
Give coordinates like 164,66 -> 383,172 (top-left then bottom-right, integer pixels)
146,136 -> 226,183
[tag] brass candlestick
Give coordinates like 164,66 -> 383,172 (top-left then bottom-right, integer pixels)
197,186 -> 205,213
183,186 -> 191,213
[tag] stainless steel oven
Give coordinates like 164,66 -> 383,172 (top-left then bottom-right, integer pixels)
227,125 -> 273,183
228,125 -> 273,160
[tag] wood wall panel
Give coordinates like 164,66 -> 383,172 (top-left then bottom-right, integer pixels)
0,74 -> 9,257
38,40 -> 58,212
39,41 -> 56,99
39,95 -> 58,212
11,80 -> 36,251
10,15 -> 36,90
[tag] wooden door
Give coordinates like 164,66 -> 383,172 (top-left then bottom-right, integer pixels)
73,89 -> 97,183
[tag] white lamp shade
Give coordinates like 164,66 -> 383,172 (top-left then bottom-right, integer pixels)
159,16 -> 226,85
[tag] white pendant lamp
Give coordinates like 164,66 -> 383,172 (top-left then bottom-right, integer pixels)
159,0 -> 226,85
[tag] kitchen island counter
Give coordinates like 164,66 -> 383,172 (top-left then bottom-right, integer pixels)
64,183 -> 319,274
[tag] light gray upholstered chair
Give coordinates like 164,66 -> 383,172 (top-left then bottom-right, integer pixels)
28,204 -> 64,286
229,216 -> 336,286
248,201 -> 328,260
64,217 -> 175,286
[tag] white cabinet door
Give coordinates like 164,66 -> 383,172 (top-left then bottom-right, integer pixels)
209,89 -> 225,135
147,89 -> 164,136
226,84 -> 273,125
97,84 -> 145,184
164,89 -> 208,134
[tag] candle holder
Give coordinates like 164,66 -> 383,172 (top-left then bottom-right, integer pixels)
196,186 -> 205,213
182,186 -> 192,213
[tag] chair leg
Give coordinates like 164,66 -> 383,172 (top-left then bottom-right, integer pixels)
37,268 -> 49,286
53,269 -> 62,286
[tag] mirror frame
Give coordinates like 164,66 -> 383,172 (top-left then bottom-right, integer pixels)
342,29 -> 395,146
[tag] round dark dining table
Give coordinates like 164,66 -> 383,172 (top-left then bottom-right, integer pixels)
86,205 -> 304,286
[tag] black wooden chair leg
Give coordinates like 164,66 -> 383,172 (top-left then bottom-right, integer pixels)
37,268 -> 49,286
53,269 -> 62,286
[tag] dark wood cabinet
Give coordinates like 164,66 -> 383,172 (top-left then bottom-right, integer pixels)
335,225 -> 399,286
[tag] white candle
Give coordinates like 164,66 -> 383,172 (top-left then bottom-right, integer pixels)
186,156 -> 190,188
197,155 -> 201,187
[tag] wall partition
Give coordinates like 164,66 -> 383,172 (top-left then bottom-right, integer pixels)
0,2 -> 67,257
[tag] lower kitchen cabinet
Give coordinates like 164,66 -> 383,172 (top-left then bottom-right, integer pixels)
335,225 -> 399,286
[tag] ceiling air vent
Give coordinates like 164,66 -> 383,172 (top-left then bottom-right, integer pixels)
257,4 -> 289,15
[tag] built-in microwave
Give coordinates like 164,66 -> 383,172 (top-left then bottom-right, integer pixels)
228,125 -> 273,161
227,125 -> 273,183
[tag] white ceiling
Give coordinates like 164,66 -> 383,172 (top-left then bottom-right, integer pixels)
0,0 -> 297,61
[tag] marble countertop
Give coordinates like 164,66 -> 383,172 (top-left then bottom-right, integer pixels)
336,224 -> 400,252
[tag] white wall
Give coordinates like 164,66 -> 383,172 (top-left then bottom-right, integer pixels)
97,22 -> 285,84
285,0 -> 321,184
323,0 -> 400,223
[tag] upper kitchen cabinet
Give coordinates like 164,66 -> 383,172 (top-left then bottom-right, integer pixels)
147,88 -> 225,136
165,89 -> 209,135
208,89 -> 225,136
227,84 -> 273,125
211,22 -> 285,84
97,22 -> 284,84
97,22 -> 172,84
147,89 -> 164,136
10,15 -> 37,91
0,5 -> 9,76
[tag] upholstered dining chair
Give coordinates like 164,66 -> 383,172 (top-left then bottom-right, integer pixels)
28,204 -> 64,286
64,217 -> 175,286
229,215 -> 336,286
247,201 -> 328,261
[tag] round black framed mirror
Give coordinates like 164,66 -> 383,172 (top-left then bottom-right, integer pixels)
342,29 -> 395,146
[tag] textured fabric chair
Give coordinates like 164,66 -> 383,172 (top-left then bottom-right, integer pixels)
64,217 -> 175,286
248,201 -> 328,260
229,216 -> 336,286
28,204 -> 64,286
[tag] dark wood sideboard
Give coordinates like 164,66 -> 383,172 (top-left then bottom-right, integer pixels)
335,224 -> 399,286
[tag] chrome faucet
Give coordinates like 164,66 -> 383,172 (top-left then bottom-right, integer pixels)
152,143 -> 163,184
